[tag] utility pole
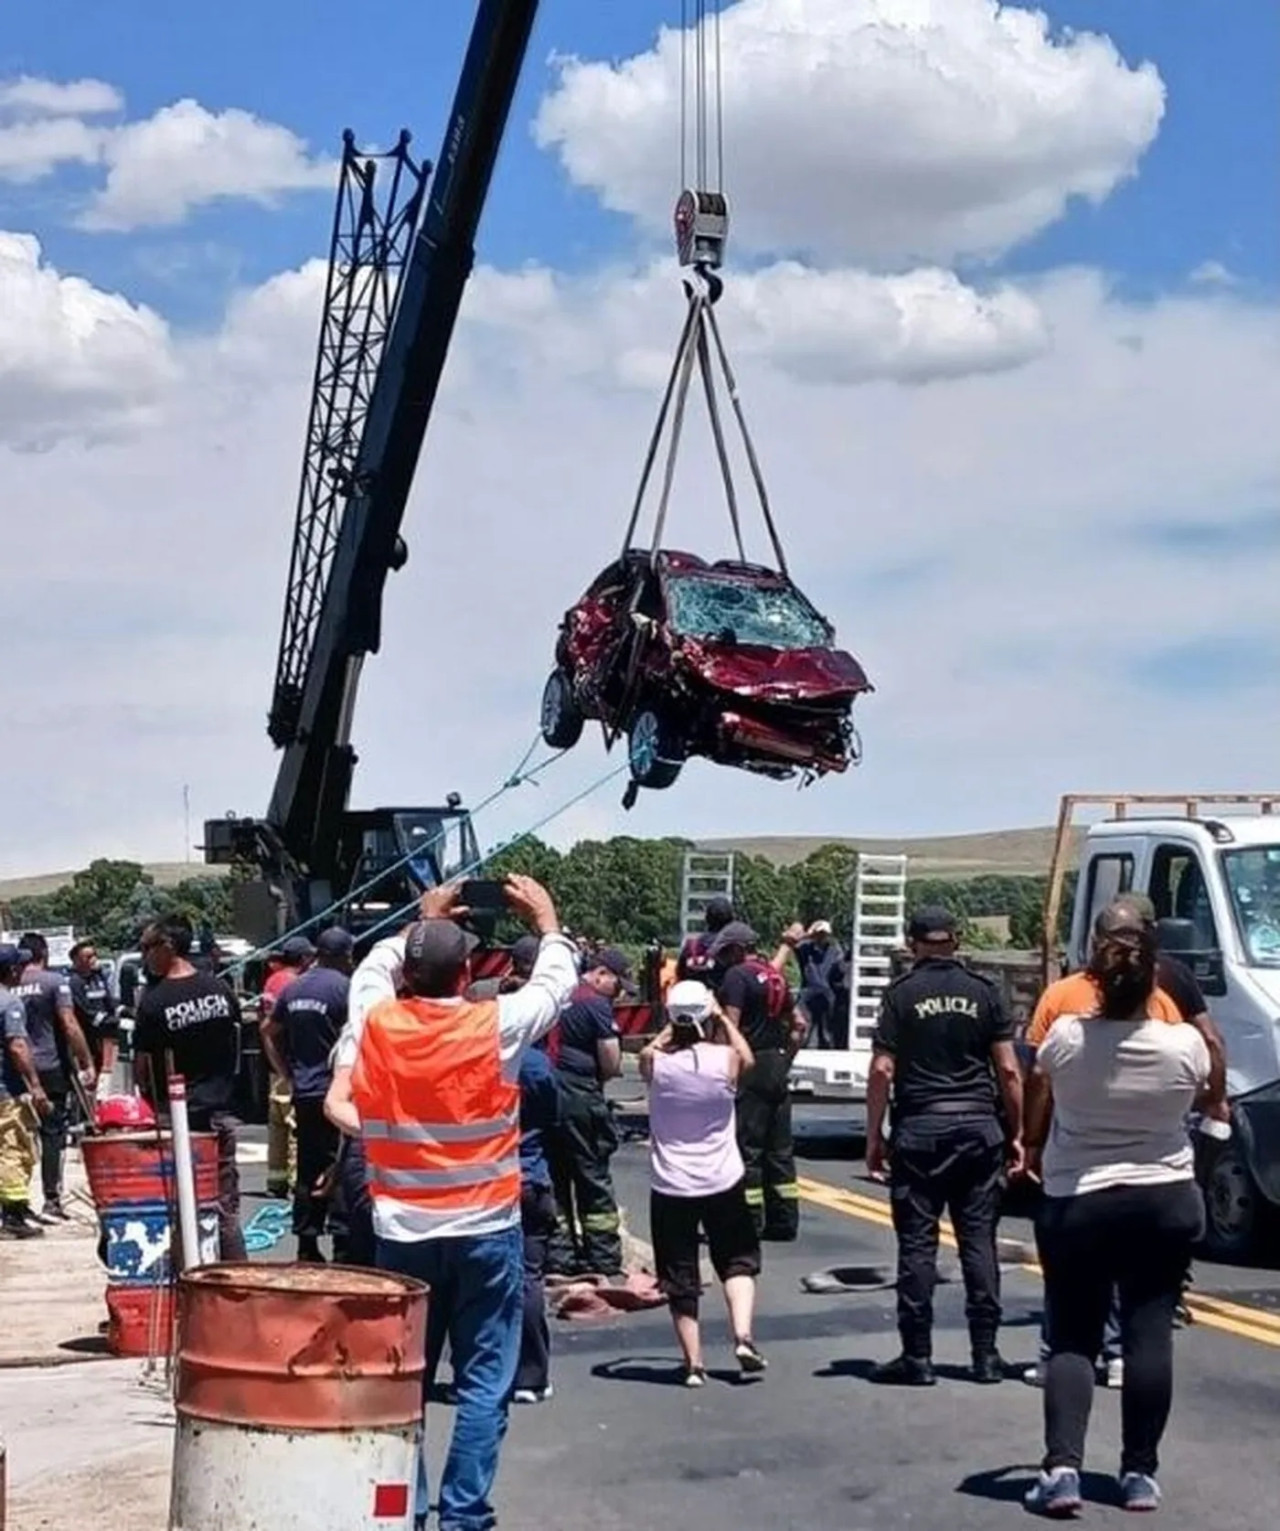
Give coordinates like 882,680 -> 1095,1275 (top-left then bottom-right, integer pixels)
183,785 -> 191,864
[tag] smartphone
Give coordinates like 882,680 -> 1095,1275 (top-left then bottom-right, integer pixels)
459,879 -> 506,913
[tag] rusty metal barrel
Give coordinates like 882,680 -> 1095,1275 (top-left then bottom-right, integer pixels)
168,1264 -> 428,1531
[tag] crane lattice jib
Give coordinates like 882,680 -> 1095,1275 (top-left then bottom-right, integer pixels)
268,131 -> 429,749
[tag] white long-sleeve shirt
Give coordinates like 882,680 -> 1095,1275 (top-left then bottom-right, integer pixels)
336,930 -> 580,1243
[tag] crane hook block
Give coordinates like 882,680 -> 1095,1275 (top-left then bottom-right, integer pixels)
674,189 -> 728,270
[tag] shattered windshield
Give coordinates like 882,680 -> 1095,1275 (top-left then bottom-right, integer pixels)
665,576 -> 830,650
1222,846 -> 1280,966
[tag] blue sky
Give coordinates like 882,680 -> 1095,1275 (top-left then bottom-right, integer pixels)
3,0 -> 1275,329
2,0 -> 1277,869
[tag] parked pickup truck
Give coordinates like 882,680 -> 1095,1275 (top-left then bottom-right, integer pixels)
968,792 -> 1280,1259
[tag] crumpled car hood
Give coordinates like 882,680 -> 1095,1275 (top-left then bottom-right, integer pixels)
675,638 -> 872,701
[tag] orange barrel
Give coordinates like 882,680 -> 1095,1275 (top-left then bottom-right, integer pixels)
82,1130 -> 221,1357
168,1265 -> 428,1531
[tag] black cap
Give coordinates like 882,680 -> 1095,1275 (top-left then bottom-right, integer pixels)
588,946 -> 638,995
704,894 -> 734,929
403,919 -> 479,985
316,927 -> 355,958
0,943 -> 26,968
279,935 -> 316,963
509,934 -> 541,977
709,920 -> 758,957
907,907 -> 957,942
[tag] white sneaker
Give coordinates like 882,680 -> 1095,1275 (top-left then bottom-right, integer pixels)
1105,1358 -> 1124,1390
538,1383 -> 554,1401
512,1389 -> 539,1405
683,1366 -> 707,1388
1022,1362 -> 1046,1387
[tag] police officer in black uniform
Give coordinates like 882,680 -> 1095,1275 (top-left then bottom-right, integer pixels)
711,921 -> 806,1241
866,907 -> 1024,1386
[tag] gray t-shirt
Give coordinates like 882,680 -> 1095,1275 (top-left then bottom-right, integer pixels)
1,990 -> 29,1100
14,967 -> 74,1073
1038,1015 -> 1210,1199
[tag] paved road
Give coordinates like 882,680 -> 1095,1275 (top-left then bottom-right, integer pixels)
238,1112 -> 1280,1528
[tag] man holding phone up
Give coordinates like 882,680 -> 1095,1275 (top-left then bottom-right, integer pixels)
326,876 -> 576,1531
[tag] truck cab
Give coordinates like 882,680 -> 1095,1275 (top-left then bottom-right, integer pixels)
1059,796 -> 1280,1256
1067,810 -> 1280,1097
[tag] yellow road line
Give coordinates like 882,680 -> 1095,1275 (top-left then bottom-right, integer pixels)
796,1172 -> 1280,1350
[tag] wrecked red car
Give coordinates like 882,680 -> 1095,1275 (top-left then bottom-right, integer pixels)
540,550 -> 872,799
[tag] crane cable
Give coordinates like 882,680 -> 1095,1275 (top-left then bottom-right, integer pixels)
680,0 -> 725,194
213,733 -> 607,977
622,1 -> 786,575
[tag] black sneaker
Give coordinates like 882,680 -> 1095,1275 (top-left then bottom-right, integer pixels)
971,1350 -> 1005,1385
1,1214 -> 42,1240
870,1354 -> 936,1387
41,1199 -> 71,1222
734,1338 -> 768,1374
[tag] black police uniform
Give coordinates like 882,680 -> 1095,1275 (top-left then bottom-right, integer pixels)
718,960 -> 799,1241
546,984 -> 623,1276
874,956 -> 1013,1364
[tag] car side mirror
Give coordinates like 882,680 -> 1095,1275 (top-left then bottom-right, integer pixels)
1186,949 -> 1227,1000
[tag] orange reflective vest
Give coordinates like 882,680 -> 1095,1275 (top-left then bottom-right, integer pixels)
351,996 -> 520,1226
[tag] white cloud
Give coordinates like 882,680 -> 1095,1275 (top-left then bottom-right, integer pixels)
0,115 -> 105,182
0,75 -> 334,227
0,249 -> 1277,874
464,258 -> 1049,388
0,76 -> 122,117
534,0 -> 1165,266
81,100 -> 336,230
1189,259 -> 1237,288
0,232 -> 176,448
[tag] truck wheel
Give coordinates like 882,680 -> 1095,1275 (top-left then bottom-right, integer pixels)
628,708 -> 684,789
1200,1140 -> 1264,1261
540,670 -> 584,749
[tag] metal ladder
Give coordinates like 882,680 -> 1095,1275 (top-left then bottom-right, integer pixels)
680,850 -> 736,940
848,854 -> 908,1049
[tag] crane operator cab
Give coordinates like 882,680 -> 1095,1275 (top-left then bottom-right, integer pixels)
339,800 -> 480,938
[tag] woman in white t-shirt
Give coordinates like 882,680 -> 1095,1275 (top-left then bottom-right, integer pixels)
639,981 -> 766,1388
1022,904 -> 1209,1517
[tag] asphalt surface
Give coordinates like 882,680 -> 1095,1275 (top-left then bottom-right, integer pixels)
237,1107 -> 1280,1529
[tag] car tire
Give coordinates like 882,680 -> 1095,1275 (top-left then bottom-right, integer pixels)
628,708 -> 684,789
540,670 -> 584,749
1198,1137 -> 1267,1261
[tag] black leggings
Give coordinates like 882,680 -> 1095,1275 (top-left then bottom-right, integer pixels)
650,1182 -> 761,1319
1037,1181 -> 1203,1477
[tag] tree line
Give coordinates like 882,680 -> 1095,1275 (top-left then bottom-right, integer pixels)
3,842 -> 1075,954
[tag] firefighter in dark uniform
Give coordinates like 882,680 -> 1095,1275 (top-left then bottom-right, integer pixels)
546,947 -> 633,1276
711,921 -> 806,1241
866,907 -> 1024,1386
676,895 -> 735,982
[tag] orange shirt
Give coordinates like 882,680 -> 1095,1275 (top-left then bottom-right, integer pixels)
1026,972 -> 1181,1048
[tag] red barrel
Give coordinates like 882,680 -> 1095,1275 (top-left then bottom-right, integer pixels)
169,1265 -> 429,1530
82,1130 -> 221,1357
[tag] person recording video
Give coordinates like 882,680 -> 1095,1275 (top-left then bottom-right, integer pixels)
639,980 -> 768,1387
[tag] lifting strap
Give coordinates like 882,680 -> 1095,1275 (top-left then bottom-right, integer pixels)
619,275 -> 788,578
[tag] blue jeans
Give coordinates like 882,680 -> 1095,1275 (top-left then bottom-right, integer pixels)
1040,1285 -> 1121,1364
377,1227 -> 523,1531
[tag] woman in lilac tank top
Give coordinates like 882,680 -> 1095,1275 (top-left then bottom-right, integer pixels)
639,980 -> 767,1387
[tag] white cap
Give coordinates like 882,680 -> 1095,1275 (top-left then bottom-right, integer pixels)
808,919 -> 833,936
666,979 -> 713,1021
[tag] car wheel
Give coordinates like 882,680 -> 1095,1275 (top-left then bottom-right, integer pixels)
628,708 -> 684,789
1199,1139 -> 1265,1261
540,670 -> 584,749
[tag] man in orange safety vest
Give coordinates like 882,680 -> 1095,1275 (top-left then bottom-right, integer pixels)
326,876 -> 577,1531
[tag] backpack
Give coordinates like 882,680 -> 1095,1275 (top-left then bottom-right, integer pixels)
741,956 -> 791,1021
